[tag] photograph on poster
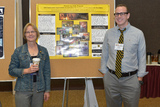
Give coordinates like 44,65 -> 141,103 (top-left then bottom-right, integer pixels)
57,28 -> 65,35
72,24 -> 80,34
79,22 -> 87,32
56,34 -> 89,57
79,41 -> 89,56
79,33 -> 89,41
56,46 -> 62,55
56,41 -> 64,46
57,27 -> 71,36
63,38 -> 79,57
69,37 -> 81,46
63,47 -> 79,57
62,21 -> 73,27
59,13 -> 88,20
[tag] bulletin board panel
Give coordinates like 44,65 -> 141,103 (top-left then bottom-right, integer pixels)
0,0 -> 16,81
31,0 -> 115,78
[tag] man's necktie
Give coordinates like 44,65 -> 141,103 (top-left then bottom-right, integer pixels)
115,28 -> 126,79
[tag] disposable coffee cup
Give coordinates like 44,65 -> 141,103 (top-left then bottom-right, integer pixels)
32,58 -> 40,67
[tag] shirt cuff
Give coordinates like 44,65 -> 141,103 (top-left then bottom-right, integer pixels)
98,69 -> 107,74
137,71 -> 149,77
45,90 -> 50,93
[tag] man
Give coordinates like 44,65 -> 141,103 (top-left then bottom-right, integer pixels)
100,4 -> 148,107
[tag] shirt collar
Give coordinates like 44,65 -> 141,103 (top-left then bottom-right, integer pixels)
116,22 -> 131,31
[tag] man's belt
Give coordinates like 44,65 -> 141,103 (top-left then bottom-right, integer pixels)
109,69 -> 137,77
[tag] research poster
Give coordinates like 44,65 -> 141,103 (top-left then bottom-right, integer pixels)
36,4 -> 110,59
0,7 -> 4,59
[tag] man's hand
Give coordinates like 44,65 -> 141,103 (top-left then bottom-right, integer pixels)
138,77 -> 143,81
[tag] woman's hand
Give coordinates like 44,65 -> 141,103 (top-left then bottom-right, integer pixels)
44,92 -> 50,102
23,64 -> 39,74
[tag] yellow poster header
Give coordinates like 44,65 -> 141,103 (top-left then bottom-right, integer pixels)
37,4 -> 109,12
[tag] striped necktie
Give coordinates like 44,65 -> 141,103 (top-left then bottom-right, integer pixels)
115,28 -> 126,78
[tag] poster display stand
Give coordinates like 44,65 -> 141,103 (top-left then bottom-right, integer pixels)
30,0 -> 115,78
61,77 -> 102,107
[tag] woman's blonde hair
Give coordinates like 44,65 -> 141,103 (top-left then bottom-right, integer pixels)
23,23 -> 40,40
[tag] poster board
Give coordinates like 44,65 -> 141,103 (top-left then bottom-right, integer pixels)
36,4 -> 110,59
0,0 -> 16,81
31,0 -> 115,78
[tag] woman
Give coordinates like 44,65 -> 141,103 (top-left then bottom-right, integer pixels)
9,23 -> 51,107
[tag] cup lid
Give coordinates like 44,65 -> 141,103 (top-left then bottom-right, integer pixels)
32,58 -> 40,61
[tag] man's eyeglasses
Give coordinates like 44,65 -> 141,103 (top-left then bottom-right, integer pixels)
25,31 -> 36,34
114,12 -> 128,17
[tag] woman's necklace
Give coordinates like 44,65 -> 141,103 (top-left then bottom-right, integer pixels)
28,45 -> 38,56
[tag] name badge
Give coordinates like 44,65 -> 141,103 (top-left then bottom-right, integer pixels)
115,43 -> 124,50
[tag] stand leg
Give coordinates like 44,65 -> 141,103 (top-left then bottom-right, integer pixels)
12,81 -> 16,95
66,79 -> 69,107
84,78 -> 99,107
62,78 -> 67,107
84,78 -> 90,107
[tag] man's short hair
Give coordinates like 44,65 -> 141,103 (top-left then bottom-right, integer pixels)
116,4 -> 129,12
